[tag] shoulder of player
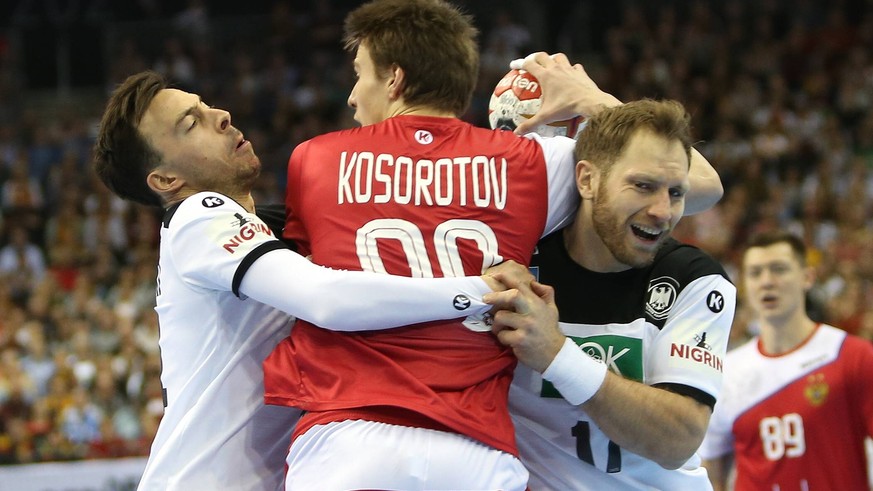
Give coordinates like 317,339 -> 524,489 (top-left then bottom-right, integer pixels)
824,324 -> 873,359
718,337 -> 766,386
163,191 -> 248,229
294,128 -> 358,151
523,132 -> 575,156
725,336 -> 761,362
653,239 -> 732,288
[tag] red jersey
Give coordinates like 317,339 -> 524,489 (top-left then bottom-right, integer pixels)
700,324 -> 873,491
264,115 -> 577,456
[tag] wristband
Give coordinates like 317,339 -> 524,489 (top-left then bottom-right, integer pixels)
541,338 -> 608,406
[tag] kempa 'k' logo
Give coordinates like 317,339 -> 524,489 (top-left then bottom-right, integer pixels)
202,196 -> 224,208
706,290 -> 725,313
453,294 -> 471,310
646,276 -> 679,320
414,129 -> 434,145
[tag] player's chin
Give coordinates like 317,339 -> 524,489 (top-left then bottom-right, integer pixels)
625,241 -> 660,267
239,159 -> 262,181
613,244 -> 655,269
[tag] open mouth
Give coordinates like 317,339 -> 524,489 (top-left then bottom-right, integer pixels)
631,224 -> 662,242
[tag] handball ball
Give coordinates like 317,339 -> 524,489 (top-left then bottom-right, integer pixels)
488,69 -> 584,139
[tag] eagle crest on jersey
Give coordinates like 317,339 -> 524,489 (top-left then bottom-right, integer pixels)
645,276 -> 679,320
804,373 -> 829,406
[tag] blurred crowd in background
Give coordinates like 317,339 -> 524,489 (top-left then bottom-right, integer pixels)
0,0 -> 872,465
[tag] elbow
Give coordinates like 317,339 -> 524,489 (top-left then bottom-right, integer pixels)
653,437 -> 705,470
654,412 -> 710,469
657,450 -> 697,470
709,177 -> 725,206
685,178 -> 724,216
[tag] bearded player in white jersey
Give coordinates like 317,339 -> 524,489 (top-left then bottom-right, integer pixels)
700,231 -> 873,491
261,0 -> 724,488
91,70 -> 539,490
486,90 -> 737,489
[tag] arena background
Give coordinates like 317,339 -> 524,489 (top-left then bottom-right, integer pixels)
0,0 -> 872,488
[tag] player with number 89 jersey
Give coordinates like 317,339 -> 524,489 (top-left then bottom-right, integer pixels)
700,231 -> 873,491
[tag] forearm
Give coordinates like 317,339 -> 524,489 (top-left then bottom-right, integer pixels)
684,148 -> 724,215
582,372 -> 712,469
574,91 -> 622,118
240,248 -> 491,330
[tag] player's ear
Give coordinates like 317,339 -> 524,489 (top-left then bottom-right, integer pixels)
802,264 -> 815,291
147,167 -> 183,196
576,160 -> 596,199
387,64 -> 405,100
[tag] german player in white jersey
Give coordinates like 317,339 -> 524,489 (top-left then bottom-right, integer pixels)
486,95 -> 736,490
92,71 -> 534,490
700,231 -> 873,491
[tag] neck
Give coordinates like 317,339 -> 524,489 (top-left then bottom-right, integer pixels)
390,104 -> 456,119
758,310 -> 817,355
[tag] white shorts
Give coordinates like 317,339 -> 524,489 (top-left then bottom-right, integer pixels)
285,419 -> 529,491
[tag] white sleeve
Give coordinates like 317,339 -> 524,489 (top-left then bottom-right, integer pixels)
526,134 -> 579,237
647,274 -> 737,399
239,248 -> 492,331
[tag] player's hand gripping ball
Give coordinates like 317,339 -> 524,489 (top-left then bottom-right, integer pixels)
488,69 -> 583,138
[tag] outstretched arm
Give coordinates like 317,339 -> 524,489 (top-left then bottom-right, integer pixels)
241,250 -> 533,332
174,194 -> 531,332
512,52 -> 723,214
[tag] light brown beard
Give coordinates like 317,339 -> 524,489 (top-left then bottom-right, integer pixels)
591,180 -> 661,269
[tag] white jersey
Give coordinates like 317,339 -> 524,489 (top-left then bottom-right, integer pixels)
141,192 -> 495,490
140,193 -> 299,490
511,236 -> 736,490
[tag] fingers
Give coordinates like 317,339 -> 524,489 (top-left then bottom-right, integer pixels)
480,274 -> 504,293
483,289 -> 517,311
487,268 -> 534,290
551,52 -> 571,65
483,280 -> 542,314
510,51 -> 571,73
513,117 -> 542,136
530,281 -> 555,303
490,308 -> 532,343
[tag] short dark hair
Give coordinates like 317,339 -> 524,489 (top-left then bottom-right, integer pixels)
745,230 -> 807,266
575,99 -> 693,176
93,71 -> 167,207
343,0 -> 479,116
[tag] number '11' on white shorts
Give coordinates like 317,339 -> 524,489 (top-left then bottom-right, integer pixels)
285,419 -> 529,490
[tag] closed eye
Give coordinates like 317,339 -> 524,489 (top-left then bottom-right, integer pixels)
635,182 -> 653,192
